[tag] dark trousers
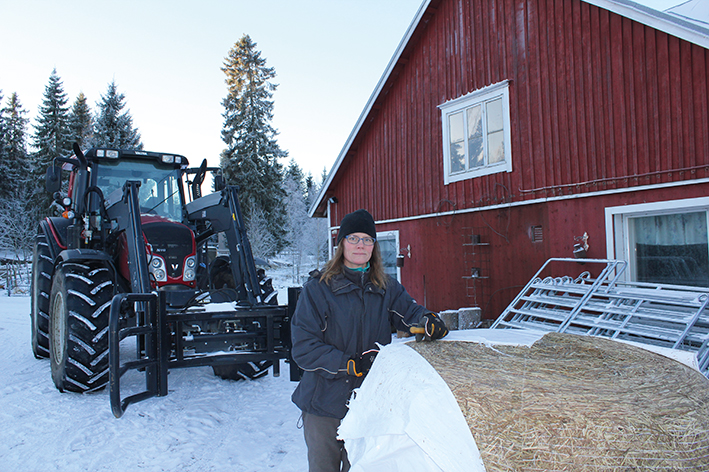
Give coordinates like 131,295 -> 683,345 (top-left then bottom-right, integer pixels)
302,412 -> 350,472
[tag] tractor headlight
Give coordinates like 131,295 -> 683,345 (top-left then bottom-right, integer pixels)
183,256 -> 196,281
97,149 -> 119,158
149,255 -> 167,282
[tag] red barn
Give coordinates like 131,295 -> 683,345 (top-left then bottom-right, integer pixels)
310,0 -> 709,320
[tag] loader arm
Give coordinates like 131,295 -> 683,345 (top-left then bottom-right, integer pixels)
104,180 -> 152,294
185,185 -> 263,306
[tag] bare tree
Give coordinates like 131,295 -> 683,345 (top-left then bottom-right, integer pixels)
283,175 -> 307,282
0,184 -> 40,289
282,170 -> 329,283
245,200 -> 277,260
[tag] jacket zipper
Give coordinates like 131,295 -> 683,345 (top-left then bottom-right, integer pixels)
357,272 -> 367,355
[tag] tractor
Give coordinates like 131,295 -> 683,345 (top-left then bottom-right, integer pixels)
30,144 -> 298,417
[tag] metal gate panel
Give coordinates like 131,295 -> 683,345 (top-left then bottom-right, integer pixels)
492,258 -> 709,377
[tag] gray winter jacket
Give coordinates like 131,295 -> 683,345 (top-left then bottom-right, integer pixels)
291,266 -> 430,419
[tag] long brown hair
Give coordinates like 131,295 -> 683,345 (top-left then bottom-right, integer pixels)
319,242 -> 388,289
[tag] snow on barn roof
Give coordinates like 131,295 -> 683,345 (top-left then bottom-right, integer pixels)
585,0 -> 709,47
309,0 -> 709,218
666,0 -> 709,27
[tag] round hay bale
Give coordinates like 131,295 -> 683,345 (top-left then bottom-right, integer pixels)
411,333 -> 709,471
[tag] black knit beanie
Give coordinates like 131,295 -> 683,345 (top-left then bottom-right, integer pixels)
336,209 -> 376,244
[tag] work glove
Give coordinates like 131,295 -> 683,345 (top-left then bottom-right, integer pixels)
346,349 -> 379,377
422,313 -> 448,341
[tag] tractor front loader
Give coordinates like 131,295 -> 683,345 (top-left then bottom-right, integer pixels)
31,144 -> 300,417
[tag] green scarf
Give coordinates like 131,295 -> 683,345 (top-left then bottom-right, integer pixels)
350,262 -> 370,273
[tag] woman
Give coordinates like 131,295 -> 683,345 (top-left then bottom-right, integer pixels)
291,209 -> 448,472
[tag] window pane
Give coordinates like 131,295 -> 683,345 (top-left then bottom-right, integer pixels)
486,98 -> 504,132
469,136 -> 484,168
378,235 -> 399,281
450,142 -> 465,173
449,112 -> 465,173
467,105 -> 482,138
97,159 -> 183,221
449,111 -> 465,143
467,105 -> 483,168
487,130 -> 505,164
632,212 -> 709,287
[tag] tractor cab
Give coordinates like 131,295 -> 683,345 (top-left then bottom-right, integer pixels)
95,157 -> 185,223
85,149 -> 189,223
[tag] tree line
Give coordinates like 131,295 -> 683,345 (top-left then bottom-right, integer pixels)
0,34 -> 328,284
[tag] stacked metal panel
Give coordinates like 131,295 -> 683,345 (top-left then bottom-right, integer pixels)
491,258 -> 709,378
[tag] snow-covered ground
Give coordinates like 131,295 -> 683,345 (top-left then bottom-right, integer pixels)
0,270 -> 309,472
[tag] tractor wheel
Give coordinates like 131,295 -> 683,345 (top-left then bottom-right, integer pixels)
49,262 -> 115,392
209,257 -> 279,304
209,257 -> 234,291
212,360 -> 273,381
30,230 -> 53,358
208,258 -> 278,381
257,268 -> 278,305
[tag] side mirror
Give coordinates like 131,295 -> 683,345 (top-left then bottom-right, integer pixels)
46,166 -> 61,194
73,142 -> 87,170
192,159 -> 208,199
214,175 -> 226,191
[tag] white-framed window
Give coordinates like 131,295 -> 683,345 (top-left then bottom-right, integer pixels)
438,81 -> 512,185
605,197 -> 709,287
377,230 -> 401,282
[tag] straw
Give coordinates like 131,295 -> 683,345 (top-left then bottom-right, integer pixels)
411,333 -> 709,471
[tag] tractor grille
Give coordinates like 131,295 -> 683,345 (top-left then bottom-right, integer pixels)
143,221 -> 195,279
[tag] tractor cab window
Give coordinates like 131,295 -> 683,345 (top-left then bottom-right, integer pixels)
95,159 -> 184,222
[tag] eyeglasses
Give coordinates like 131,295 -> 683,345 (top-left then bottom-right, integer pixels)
344,234 -> 376,246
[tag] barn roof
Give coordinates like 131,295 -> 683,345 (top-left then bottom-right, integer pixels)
309,0 -> 709,218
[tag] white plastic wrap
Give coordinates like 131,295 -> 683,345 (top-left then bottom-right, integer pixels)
337,341 -> 485,472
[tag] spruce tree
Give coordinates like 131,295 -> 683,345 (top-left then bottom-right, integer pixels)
0,92 -> 37,260
31,69 -> 72,213
285,158 -> 305,194
305,173 -> 318,210
68,92 -> 93,148
91,80 -> 143,149
0,89 -> 6,198
0,93 -> 30,199
220,34 -> 287,254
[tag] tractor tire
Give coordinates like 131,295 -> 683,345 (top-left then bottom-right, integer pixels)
49,262 -> 115,393
208,259 -> 277,381
30,230 -> 53,358
209,257 -> 279,305
209,257 -> 234,291
257,269 -> 278,305
212,360 -> 273,381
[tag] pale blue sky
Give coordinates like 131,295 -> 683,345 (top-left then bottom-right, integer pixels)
0,0 -> 681,177
1,0 -> 423,176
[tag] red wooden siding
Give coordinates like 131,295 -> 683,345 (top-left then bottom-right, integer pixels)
324,0 -> 709,316
327,0 -> 709,222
